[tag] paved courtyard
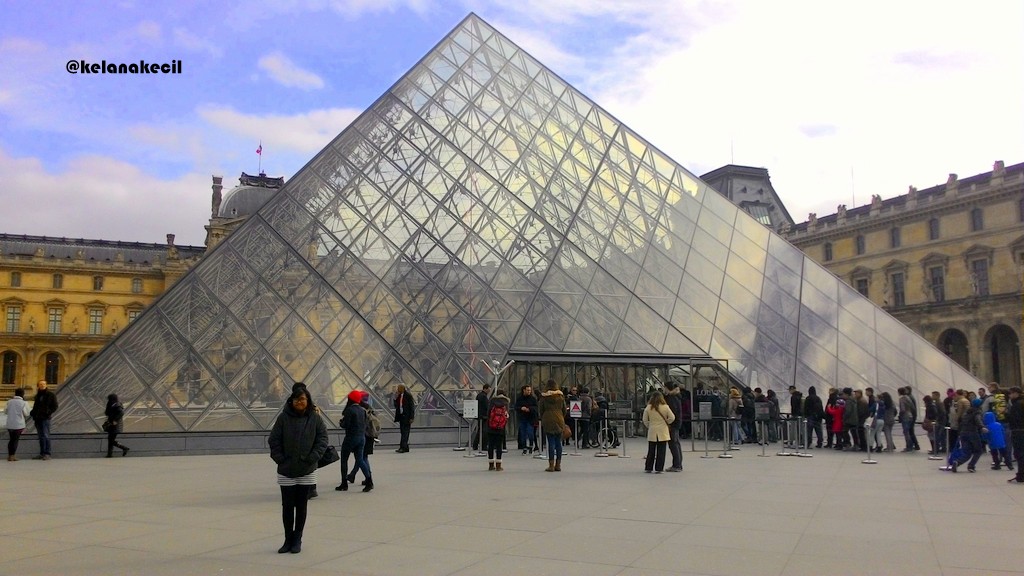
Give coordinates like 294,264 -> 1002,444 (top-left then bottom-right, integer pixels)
1,437 -> 1022,576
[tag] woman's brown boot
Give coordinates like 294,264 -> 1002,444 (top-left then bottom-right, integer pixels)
546,459 -> 555,472
554,458 -> 561,471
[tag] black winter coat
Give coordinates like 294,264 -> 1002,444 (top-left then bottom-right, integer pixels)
269,403 -> 328,478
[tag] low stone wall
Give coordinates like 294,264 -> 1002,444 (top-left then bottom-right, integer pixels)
13,426 -> 465,458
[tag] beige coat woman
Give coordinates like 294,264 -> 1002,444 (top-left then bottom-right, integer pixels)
643,403 -> 675,442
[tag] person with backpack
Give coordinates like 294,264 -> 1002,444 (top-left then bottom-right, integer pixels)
344,391 -> 379,488
336,391 -> 373,492
486,389 -> 511,471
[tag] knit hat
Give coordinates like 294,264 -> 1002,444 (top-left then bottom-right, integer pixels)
971,398 -> 983,408
348,390 -> 362,402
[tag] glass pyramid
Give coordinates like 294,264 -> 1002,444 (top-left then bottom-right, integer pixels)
54,14 -> 980,433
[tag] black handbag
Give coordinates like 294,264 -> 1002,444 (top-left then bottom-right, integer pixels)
317,445 -> 340,468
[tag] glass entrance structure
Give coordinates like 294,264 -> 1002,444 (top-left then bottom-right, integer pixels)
53,14 -> 981,434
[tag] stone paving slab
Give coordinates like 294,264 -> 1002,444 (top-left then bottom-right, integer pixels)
2,439 -> 1023,575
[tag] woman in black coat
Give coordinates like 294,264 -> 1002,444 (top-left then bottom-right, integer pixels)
269,388 -> 328,554
393,385 -> 415,453
103,394 -> 129,457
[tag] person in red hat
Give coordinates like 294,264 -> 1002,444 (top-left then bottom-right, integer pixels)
336,390 -> 373,492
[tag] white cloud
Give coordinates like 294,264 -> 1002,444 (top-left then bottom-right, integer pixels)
488,20 -> 584,74
0,148 -> 210,246
133,20 -> 162,42
173,28 -> 224,58
257,51 -> 325,89
197,104 -> 360,153
572,1 -> 1024,223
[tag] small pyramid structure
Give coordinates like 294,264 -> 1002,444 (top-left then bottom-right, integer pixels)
55,14 -> 980,433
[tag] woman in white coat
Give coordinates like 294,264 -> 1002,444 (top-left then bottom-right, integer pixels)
5,387 -> 30,461
642,391 -> 675,473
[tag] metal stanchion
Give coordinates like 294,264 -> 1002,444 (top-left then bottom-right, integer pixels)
719,418 -> 733,459
861,425 -> 878,464
776,416 -> 793,456
938,427 -> 953,471
568,419 -> 582,456
453,416 -> 466,451
794,416 -> 813,457
617,418 -> 631,459
701,420 -> 714,459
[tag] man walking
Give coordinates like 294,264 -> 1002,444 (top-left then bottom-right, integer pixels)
30,380 -> 59,460
664,382 -> 684,471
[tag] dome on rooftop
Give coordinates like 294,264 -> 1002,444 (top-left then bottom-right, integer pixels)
217,172 -> 284,218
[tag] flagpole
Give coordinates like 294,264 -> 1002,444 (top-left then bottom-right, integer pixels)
257,140 -> 262,174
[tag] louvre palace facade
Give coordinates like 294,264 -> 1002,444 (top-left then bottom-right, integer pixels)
786,162 -> 1024,388
35,14 -> 983,449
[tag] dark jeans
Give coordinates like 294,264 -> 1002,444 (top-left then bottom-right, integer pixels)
106,430 -> 127,456
280,485 -> 311,537
668,426 -> 682,469
545,432 -> 562,460
577,419 -> 591,448
902,420 -> 919,450
486,430 -> 504,461
398,420 -> 412,451
35,418 -> 51,455
806,417 -> 823,447
340,436 -> 370,485
518,418 -> 536,450
955,431 -> 984,469
1011,430 -> 1024,481
7,428 -> 23,457
645,440 -> 667,472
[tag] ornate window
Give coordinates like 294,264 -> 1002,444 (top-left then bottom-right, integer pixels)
92,276 -> 104,291
855,278 -> 869,297
5,305 -> 21,332
47,307 -> 63,334
10,272 -> 21,287
929,266 -> 945,303
52,273 -> 63,289
928,218 -> 940,241
128,309 -> 141,323
88,308 -> 103,335
131,278 -> 143,294
970,207 -> 984,232
891,272 -> 906,307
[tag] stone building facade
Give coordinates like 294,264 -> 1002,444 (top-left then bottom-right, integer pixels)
0,235 -> 204,396
0,173 -> 281,399
784,161 -> 1024,388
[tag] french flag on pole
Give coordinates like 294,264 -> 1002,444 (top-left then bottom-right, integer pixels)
256,143 -> 262,156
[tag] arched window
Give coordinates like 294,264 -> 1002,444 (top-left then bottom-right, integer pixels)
44,352 -> 61,384
2,351 -> 17,385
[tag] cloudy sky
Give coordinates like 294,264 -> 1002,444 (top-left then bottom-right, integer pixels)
1,1 -> 1021,247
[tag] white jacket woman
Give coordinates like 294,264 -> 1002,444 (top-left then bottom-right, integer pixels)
642,392 -> 675,473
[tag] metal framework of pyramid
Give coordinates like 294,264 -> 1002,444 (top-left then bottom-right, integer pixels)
54,13 -> 981,433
